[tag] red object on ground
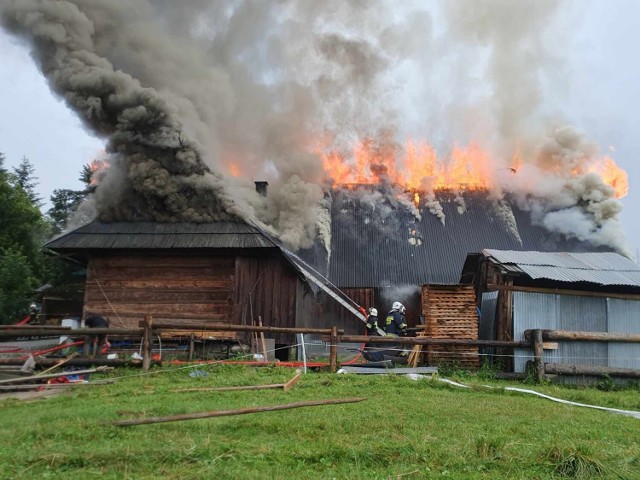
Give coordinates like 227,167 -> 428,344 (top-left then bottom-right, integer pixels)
16,315 -> 31,325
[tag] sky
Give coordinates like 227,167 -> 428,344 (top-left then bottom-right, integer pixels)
0,1 -> 638,257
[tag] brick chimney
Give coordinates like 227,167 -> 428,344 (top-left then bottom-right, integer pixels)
254,181 -> 268,196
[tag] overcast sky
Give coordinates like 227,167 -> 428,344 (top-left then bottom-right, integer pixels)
0,1 -> 638,257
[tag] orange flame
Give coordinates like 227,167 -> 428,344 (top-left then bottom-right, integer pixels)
320,138 -> 628,199
228,163 -> 241,177
587,156 -> 629,199
88,159 -> 110,186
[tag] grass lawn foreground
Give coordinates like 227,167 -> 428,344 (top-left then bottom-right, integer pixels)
0,365 -> 638,479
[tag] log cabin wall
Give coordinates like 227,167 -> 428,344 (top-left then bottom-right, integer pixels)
295,287 -> 373,336
84,253 -> 236,329
233,255 -> 299,344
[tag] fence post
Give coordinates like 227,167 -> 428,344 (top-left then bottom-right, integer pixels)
329,326 -> 338,373
533,329 -> 545,383
142,315 -> 153,371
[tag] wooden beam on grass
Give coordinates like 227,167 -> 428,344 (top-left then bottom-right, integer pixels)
113,397 -> 367,427
35,353 -> 78,377
171,373 -> 302,393
0,366 -> 111,385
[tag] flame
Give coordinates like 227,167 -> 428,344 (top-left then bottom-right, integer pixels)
320,138 -> 628,198
321,139 -> 494,191
588,156 -> 629,198
228,163 -> 241,177
88,159 -> 110,186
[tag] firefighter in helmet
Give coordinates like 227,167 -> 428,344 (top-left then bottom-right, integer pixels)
365,307 -> 379,335
384,301 -> 407,336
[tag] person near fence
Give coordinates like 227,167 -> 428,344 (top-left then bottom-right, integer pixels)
84,314 -> 111,356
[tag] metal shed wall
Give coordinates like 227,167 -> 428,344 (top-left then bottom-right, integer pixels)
513,292 -> 640,375
607,298 -> 640,369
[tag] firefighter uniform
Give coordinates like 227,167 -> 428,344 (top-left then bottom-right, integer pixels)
365,314 -> 379,335
384,309 -> 407,336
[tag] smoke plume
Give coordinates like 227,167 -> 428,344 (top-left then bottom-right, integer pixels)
0,1 -> 631,254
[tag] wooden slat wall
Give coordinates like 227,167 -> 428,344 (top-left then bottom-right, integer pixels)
233,256 -> 299,344
422,285 -> 479,367
84,254 -> 235,329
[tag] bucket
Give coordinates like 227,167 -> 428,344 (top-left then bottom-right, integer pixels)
61,318 -> 80,329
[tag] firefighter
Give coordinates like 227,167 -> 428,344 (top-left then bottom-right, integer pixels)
365,307 -> 379,335
384,301 -> 407,336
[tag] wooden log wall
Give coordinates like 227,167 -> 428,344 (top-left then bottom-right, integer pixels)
233,256 -> 299,344
295,287 -> 373,336
84,254 -> 235,330
422,285 -> 479,367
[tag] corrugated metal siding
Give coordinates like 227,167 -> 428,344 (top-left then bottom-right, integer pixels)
45,221 -> 276,250
513,292 -> 640,376
328,190 -> 592,288
607,298 -> 640,369
483,249 -> 640,286
513,292 -> 559,373
558,295 -> 607,367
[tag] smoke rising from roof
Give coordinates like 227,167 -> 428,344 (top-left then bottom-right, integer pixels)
0,0 -> 630,255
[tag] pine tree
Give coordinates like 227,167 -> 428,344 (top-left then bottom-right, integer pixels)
12,156 -> 43,207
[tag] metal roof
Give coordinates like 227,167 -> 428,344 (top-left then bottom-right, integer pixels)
44,221 -> 278,251
298,189 -> 604,288
483,249 -> 640,286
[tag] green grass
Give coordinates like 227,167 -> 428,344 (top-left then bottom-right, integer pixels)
0,365 -> 638,479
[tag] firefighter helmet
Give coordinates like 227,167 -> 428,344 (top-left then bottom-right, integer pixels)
392,301 -> 404,311
368,307 -> 378,316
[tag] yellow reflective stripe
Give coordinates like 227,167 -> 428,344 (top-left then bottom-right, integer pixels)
386,316 -> 393,325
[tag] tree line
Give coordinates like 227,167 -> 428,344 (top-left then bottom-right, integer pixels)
0,151 -> 95,323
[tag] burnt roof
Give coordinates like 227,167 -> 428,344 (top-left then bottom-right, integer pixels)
299,189 -> 610,287
44,221 -> 278,251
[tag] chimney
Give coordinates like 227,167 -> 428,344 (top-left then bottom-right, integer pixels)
254,181 -> 268,197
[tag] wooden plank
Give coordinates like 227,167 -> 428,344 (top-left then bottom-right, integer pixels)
113,397 -> 367,427
87,279 -> 233,290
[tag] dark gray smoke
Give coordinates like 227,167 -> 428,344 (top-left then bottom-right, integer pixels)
0,0 -> 247,224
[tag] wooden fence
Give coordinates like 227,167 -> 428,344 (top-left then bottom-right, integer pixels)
524,329 -> 640,382
2,321 -> 640,382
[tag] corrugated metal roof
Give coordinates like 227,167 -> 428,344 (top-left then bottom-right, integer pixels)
483,249 -> 640,286
315,189 -> 603,288
44,221 -> 277,250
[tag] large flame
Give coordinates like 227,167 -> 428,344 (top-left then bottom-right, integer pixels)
320,139 -> 628,199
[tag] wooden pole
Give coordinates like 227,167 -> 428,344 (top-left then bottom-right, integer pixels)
35,353 -> 78,377
188,333 -> 195,361
0,366 -> 111,385
113,397 -> 367,427
0,328 -> 141,338
142,315 -> 153,371
258,316 -> 268,361
532,329 -> 545,383
545,363 -> 640,378
0,358 -> 144,367
171,374 -> 301,393
329,326 -> 338,373
333,335 -> 529,348
140,322 -> 343,336
283,372 -> 302,391
541,330 -> 640,343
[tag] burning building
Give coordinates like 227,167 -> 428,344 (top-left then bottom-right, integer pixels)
4,1 -> 635,364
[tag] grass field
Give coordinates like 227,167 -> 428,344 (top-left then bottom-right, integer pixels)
0,365 -> 638,479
